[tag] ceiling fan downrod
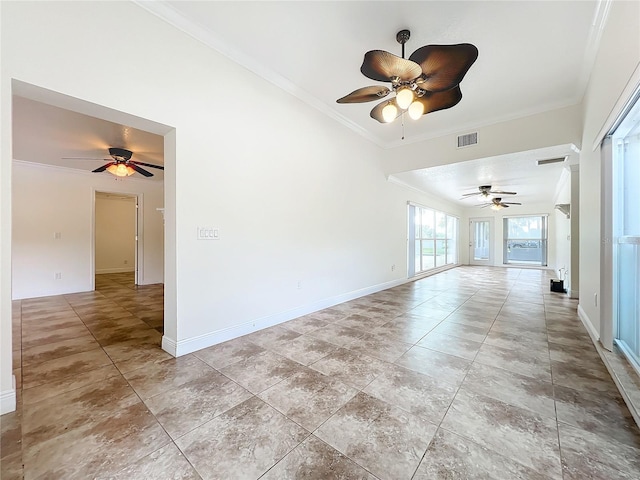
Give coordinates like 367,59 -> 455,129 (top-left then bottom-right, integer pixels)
396,29 -> 410,59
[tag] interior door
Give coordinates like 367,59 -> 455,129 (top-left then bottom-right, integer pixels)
469,218 -> 493,266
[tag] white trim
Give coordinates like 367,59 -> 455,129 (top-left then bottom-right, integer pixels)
575,0 -> 613,101
615,339 -> 640,378
161,335 -> 178,357
165,276 -> 412,357
578,304 -> 601,343
592,338 -> 640,428
133,3 -> 591,151
133,0 -> 382,148
593,63 -> 640,150
1,375 -> 17,415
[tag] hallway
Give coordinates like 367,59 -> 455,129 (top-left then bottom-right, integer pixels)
2,267 -> 639,479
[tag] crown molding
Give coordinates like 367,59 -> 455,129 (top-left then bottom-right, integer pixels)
133,1 -> 600,151
133,0 -> 385,148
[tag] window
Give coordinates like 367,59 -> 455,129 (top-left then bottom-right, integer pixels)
408,204 -> 458,276
503,216 -> 548,266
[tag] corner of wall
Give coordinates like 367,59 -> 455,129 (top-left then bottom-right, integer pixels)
0,374 -> 16,415
161,335 -> 177,357
577,303 -> 600,343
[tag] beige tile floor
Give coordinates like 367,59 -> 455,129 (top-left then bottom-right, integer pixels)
2,267 -> 640,479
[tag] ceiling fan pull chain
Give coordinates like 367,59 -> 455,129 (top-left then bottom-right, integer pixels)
402,113 -> 405,140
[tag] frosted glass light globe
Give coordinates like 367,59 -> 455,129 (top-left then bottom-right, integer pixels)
408,101 -> 424,120
382,103 -> 398,122
396,87 -> 415,109
107,163 -> 135,177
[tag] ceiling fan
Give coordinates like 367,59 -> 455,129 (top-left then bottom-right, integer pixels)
336,29 -> 478,124
462,185 -> 517,199
481,197 -> 522,210
68,148 -> 164,177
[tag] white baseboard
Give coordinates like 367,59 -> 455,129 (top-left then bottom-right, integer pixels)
161,335 -> 177,357
577,304 -> 600,343
166,276 -> 412,357
1,375 -> 17,415
96,267 -> 135,274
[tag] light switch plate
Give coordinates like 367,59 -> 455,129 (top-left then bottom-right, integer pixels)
197,227 -> 219,240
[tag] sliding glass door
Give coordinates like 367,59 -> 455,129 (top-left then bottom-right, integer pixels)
408,204 -> 458,277
612,97 -> 640,371
503,216 -> 548,266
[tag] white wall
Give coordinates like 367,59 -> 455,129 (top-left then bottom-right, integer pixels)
579,0 -> 640,337
383,104 -> 583,176
1,0 -> 634,413
554,168 -> 572,288
0,1 -> 463,381
95,195 -> 136,274
12,162 -> 164,299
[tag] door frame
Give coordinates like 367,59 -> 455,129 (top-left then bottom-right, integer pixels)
469,217 -> 494,266
90,190 -> 143,290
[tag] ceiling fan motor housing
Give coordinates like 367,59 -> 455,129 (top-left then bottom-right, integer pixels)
109,147 -> 133,161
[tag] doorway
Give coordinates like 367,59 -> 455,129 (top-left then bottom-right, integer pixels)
94,192 -> 139,287
469,217 -> 493,266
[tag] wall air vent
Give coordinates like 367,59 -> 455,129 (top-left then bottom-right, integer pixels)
457,132 -> 478,148
537,156 -> 567,166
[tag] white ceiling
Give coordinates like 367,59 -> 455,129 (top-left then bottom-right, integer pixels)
12,96 -> 164,181
390,144 -> 577,207
12,0 -> 604,199
141,0 -> 601,147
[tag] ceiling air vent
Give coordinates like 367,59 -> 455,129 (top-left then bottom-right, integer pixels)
457,132 -> 478,148
537,156 -> 567,166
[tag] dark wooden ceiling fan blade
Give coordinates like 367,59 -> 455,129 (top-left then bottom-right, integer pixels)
361,50 -> 423,83
490,190 -> 517,195
370,98 -> 402,123
129,163 -> 153,177
92,162 -> 114,173
413,86 -> 462,115
130,160 -> 164,170
336,85 -> 391,103
410,44 -> 478,92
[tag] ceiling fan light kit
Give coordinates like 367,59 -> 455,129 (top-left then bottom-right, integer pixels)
89,147 -> 164,178
337,29 -> 478,126
484,197 -> 522,210
106,163 -> 135,177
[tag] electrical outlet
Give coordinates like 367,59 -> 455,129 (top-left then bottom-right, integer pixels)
54,272 -> 62,280
297,280 -> 302,289
391,264 -> 396,272
124,260 -> 128,265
